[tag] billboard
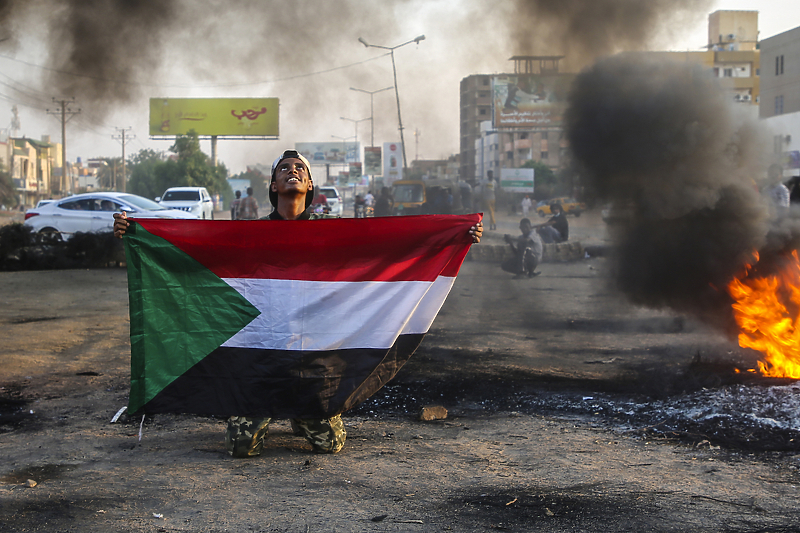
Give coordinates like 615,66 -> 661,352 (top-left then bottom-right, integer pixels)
295,142 -> 360,164
492,75 -> 572,129
364,146 -> 382,176
149,98 -> 279,136
500,168 -> 534,193
349,162 -> 362,182
383,142 -> 403,185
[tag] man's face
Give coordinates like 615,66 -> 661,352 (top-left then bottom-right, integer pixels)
520,221 -> 532,234
272,157 -> 312,196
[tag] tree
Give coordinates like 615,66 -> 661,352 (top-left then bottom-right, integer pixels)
126,131 -> 232,204
229,168 -> 268,205
521,159 -> 560,200
153,130 -> 232,202
0,161 -> 17,208
127,149 -> 165,199
95,157 -> 123,190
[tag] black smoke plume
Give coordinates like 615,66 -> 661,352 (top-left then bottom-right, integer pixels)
510,0 -> 714,69
45,0 -> 177,117
565,54 -> 777,333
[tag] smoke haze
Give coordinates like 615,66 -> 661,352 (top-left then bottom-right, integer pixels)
0,0 -> 722,171
565,54 -> 782,333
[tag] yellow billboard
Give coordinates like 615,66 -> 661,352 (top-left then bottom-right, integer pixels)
149,98 -> 279,136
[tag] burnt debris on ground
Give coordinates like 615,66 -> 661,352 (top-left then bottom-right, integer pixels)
352,345 -> 800,454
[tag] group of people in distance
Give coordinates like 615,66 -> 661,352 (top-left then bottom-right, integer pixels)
229,187 -> 259,220
502,202 -> 568,280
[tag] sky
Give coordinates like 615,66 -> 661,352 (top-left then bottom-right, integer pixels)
0,0 -> 797,177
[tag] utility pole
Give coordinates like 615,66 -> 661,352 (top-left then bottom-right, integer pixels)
112,127 -> 134,192
46,98 -> 80,194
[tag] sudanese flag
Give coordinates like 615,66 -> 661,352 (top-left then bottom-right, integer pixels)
123,214 -> 480,419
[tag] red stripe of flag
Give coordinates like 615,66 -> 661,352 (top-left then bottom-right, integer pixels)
133,214 -> 481,282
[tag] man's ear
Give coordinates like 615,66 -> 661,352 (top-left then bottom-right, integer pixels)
270,180 -> 277,192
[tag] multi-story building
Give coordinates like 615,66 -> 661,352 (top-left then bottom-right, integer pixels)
759,25 -> 800,177
459,11 -> 762,184
760,25 -> 800,119
3,136 -> 62,207
460,56 -> 573,184
652,11 -> 760,106
459,74 -> 493,183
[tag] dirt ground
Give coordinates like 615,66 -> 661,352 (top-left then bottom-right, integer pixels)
2,209 -> 800,532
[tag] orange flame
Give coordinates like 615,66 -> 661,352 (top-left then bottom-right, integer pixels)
727,250 -> 800,378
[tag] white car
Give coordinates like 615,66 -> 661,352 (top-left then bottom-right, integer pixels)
157,186 -> 214,219
318,186 -> 343,216
24,192 -> 197,241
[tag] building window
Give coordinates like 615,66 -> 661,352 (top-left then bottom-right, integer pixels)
478,91 -> 489,98
479,108 -> 487,115
781,55 -> 784,74
776,56 -> 780,75
541,131 -> 548,140
775,95 -> 784,115
541,151 -> 549,160
520,133 -> 528,140
723,68 -> 733,77
713,67 -> 720,77
506,151 -> 514,160
482,78 -> 490,86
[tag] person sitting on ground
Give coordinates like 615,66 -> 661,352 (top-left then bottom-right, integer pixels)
534,202 -> 568,243
502,218 -> 543,278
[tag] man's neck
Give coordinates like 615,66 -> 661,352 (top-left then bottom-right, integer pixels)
276,196 -> 307,220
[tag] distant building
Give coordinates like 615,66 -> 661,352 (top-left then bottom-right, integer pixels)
760,24 -> 800,178
760,25 -> 800,119
3,136 -> 62,207
460,56 -> 573,184
652,11 -> 760,107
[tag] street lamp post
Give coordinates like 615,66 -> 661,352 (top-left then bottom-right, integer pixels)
332,134 -> 357,203
358,35 -> 425,174
340,116 -> 370,157
349,86 -> 393,147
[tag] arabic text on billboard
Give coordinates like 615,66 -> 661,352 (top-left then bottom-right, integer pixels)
149,98 -> 279,136
492,75 -> 571,129
500,168 -> 534,193
295,142 -> 360,164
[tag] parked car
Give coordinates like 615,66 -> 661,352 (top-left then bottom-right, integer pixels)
24,192 -> 197,242
536,197 -> 586,217
157,186 -> 214,219
317,186 -> 343,216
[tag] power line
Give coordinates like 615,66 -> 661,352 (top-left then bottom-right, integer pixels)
46,98 -> 81,194
0,52 -> 391,89
112,127 -> 134,192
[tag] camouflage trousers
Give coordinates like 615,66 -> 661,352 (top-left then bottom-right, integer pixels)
225,415 -> 346,457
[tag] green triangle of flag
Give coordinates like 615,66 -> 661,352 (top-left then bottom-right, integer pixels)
123,222 -> 261,413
